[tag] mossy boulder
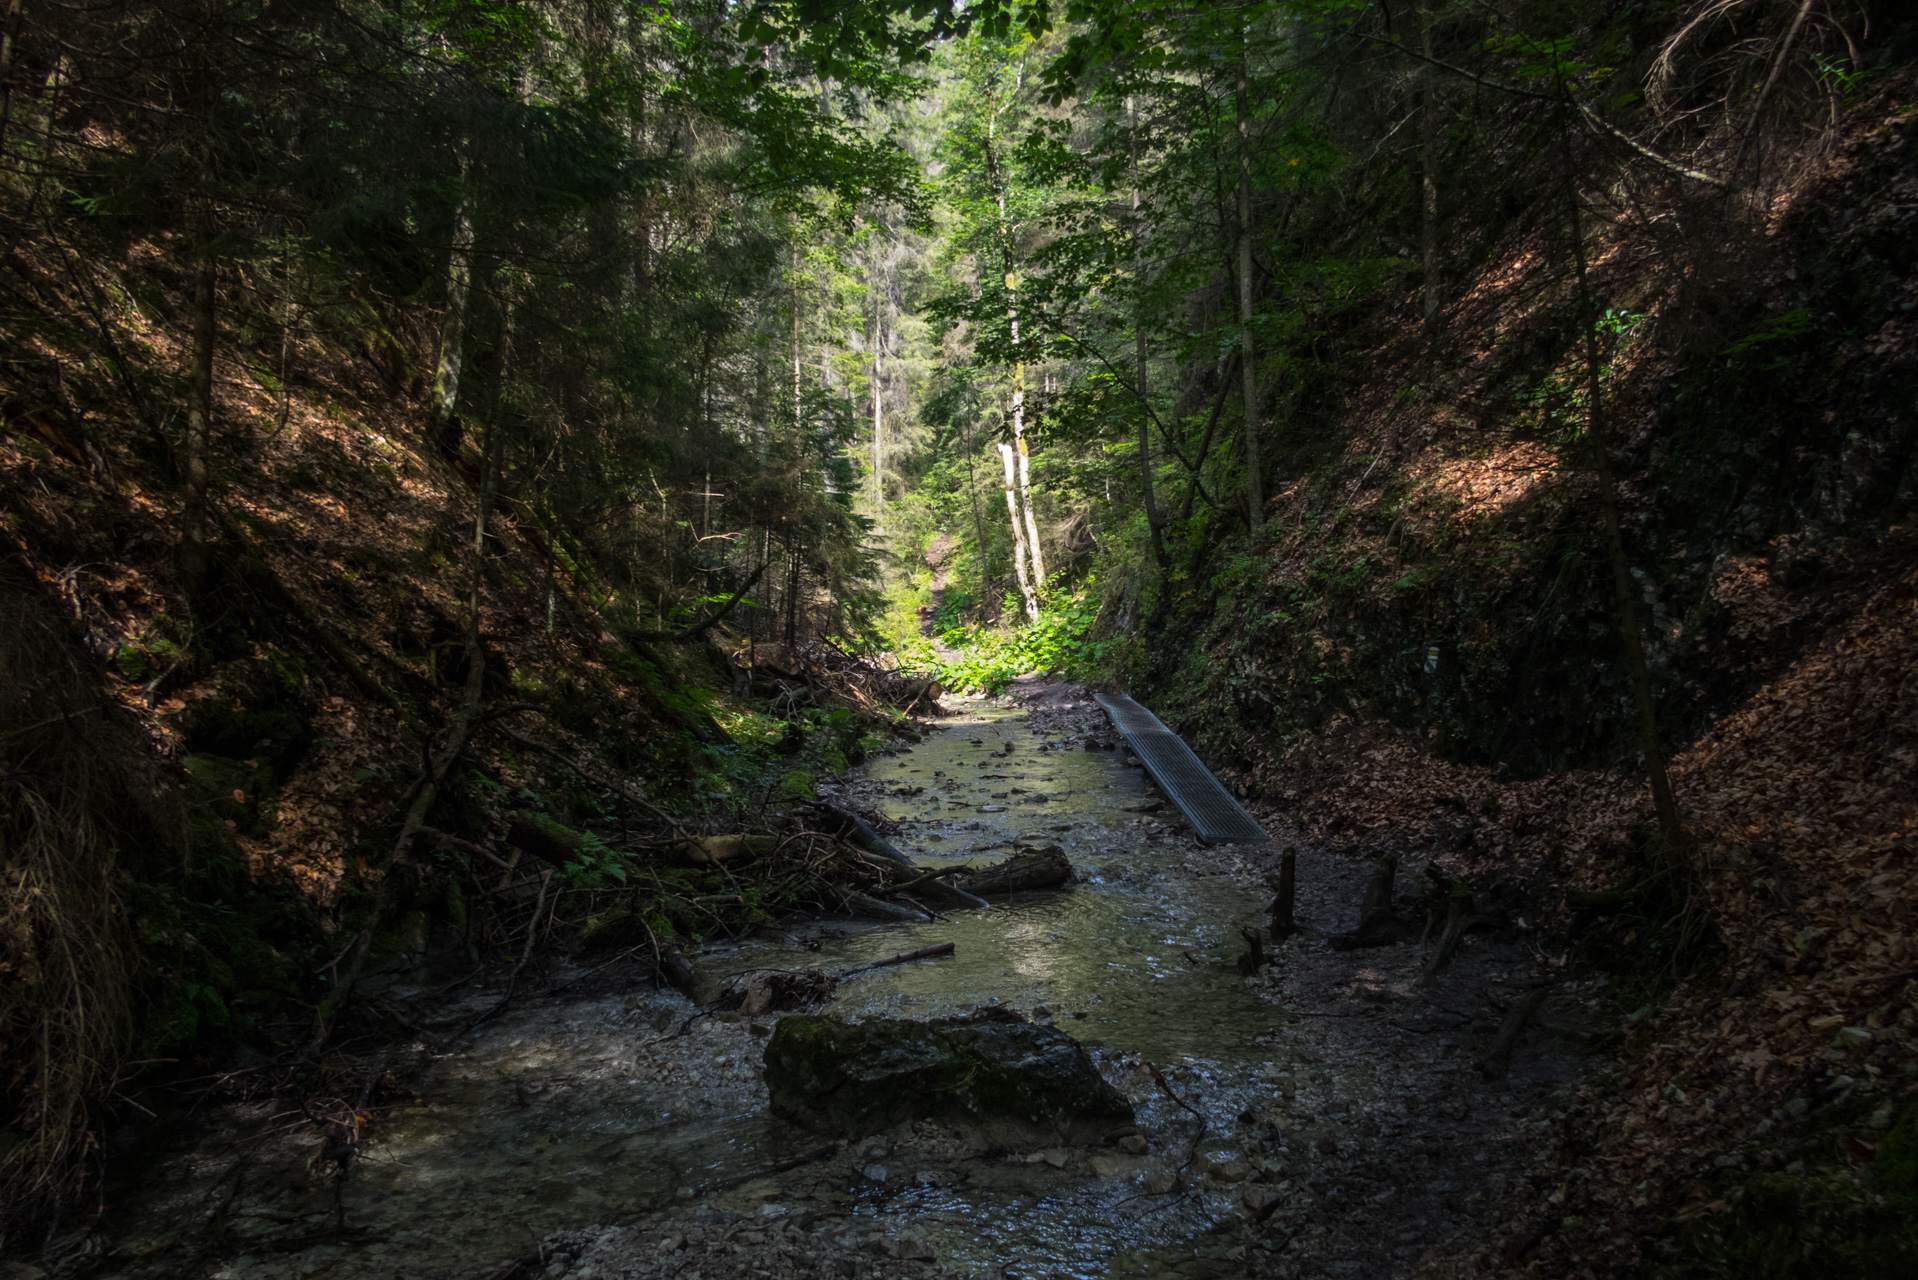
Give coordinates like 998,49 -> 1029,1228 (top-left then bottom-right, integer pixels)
762,1012 -> 1133,1144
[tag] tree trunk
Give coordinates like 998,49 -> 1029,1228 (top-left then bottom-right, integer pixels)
1000,441 -> 1039,620
179,212 -> 217,588
1420,1 -> 1440,334
430,156 -> 476,459
986,88 -> 1044,604
871,299 -> 884,528
1565,155 -> 1684,853
0,0 -> 23,163
1236,55 -> 1263,534
318,320 -> 508,1043
785,539 -> 801,646
1131,96 -> 1169,571
967,424 -> 990,583
792,241 -> 802,439
1017,432 -> 1044,589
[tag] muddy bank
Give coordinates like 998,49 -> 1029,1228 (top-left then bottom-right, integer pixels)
75,683 -> 1598,1280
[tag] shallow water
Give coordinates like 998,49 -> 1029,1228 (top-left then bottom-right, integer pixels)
705,704 -> 1276,1060
108,700 -> 1286,1280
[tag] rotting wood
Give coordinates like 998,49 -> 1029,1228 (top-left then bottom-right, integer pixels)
659,951 -> 702,1002
1268,845 -> 1298,940
1360,853 -> 1397,923
505,811 -> 588,865
810,801 -> 914,868
840,942 -> 955,979
810,801 -> 987,910
1419,877 -> 1479,988
1235,927 -> 1265,976
1477,987 -> 1549,1078
1330,852 -> 1408,950
843,890 -> 932,923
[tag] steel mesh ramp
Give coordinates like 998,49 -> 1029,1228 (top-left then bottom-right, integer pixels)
1094,693 -> 1268,844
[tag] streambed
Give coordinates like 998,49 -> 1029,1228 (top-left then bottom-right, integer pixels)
85,690 -> 1581,1280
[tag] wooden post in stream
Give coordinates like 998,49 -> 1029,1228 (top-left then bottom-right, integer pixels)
1269,845 -> 1297,939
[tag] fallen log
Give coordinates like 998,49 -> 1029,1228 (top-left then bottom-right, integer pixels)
505,810 -> 587,864
881,864 -> 990,910
844,891 -> 933,923
842,943 -> 956,978
810,802 -> 987,910
809,801 -> 915,869
672,832 -> 784,865
950,845 -> 1072,896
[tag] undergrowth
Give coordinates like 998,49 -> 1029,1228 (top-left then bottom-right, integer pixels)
921,585 -> 1117,694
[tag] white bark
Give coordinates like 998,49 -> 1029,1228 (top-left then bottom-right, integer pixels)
1000,441 -> 1038,620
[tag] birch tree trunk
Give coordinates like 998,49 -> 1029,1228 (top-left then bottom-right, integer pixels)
986,88 -> 1045,606
1016,431 -> 1044,589
871,295 -> 884,528
1000,441 -> 1038,620
1236,54 -> 1263,534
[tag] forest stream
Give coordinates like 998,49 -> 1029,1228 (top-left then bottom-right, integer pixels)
86,687 -> 1586,1280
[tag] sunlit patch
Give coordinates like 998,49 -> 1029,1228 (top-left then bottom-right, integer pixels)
1413,441 -> 1563,520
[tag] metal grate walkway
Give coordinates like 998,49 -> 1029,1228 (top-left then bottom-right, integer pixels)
1094,693 -> 1268,844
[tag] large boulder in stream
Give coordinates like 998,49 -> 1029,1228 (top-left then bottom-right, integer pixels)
763,1011 -> 1132,1144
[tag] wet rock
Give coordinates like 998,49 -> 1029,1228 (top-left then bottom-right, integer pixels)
1118,1134 -> 1149,1155
1195,1150 -> 1251,1182
762,1013 -> 1134,1144
890,1234 -> 937,1261
1144,1170 -> 1179,1194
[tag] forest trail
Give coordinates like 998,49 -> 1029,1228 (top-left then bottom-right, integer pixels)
920,532 -> 961,664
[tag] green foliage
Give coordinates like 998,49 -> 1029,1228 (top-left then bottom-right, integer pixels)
1662,1131 -> 1918,1280
558,827 -> 638,889
1723,309 -> 1816,369
930,588 -> 1115,694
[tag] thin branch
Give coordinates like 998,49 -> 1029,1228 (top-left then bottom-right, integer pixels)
1357,31 -> 1730,189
